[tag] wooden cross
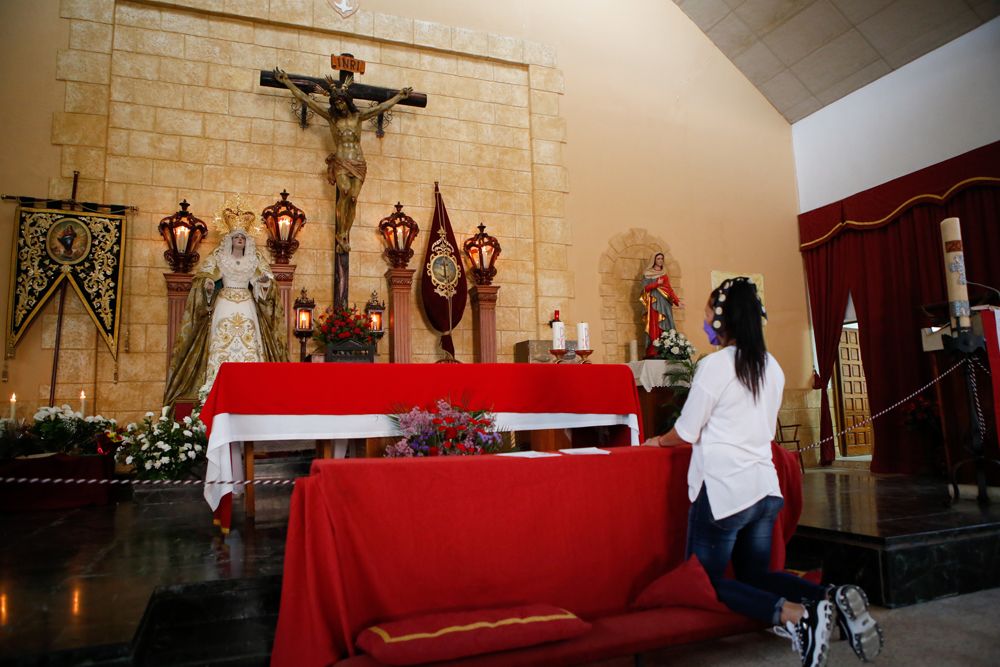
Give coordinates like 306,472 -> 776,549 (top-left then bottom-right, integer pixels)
259,53 -> 427,132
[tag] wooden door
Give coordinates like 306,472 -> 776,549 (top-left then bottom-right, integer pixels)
837,328 -> 874,456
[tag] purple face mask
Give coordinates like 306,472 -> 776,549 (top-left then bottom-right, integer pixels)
703,320 -> 720,346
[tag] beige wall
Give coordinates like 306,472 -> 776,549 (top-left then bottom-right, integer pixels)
361,0 -> 812,381
0,0 -> 816,430
0,1 -> 70,418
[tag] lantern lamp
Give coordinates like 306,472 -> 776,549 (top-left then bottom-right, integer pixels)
377,202 -> 419,269
463,223 -> 502,286
262,189 -> 307,264
158,200 -> 208,273
293,288 -> 316,361
364,291 -> 386,341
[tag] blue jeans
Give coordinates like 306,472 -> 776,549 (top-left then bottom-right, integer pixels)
685,485 -> 826,624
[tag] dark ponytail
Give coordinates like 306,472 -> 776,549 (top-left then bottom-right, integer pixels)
711,279 -> 767,400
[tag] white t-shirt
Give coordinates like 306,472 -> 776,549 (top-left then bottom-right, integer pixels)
673,347 -> 784,520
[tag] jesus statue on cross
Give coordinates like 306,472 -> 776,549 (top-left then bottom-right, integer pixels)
273,67 -> 412,254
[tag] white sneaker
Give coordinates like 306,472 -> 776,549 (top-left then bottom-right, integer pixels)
832,584 -> 884,662
773,599 -> 833,667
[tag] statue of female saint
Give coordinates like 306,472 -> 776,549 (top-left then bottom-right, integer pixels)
164,199 -> 288,406
640,252 -> 682,357
273,68 -> 412,253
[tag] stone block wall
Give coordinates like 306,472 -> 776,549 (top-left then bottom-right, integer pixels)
22,0 -> 572,422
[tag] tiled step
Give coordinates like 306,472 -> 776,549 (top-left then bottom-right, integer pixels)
132,576 -> 281,666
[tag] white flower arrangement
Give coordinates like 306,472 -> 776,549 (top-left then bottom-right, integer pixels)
652,328 -> 697,361
29,405 -> 118,455
117,407 -> 208,480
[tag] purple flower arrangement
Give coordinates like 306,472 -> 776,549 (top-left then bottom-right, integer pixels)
385,400 -> 504,457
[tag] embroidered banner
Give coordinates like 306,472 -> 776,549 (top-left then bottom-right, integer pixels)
7,205 -> 127,358
420,184 -> 467,357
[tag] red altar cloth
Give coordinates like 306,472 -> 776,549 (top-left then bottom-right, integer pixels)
201,362 -> 642,433
271,445 -> 802,666
200,363 -> 644,528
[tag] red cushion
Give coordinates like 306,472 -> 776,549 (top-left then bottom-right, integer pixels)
355,604 -> 591,665
631,555 -> 729,613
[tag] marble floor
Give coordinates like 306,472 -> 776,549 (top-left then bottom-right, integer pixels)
0,487 -> 291,661
2,466 -> 999,663
797,468 -> 1000,542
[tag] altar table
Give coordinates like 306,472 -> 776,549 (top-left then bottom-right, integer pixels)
200,362 -> 643,526
271,445 -> 802,665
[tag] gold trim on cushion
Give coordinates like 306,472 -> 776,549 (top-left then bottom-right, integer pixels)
367,610 -> 578,644
799,176 -> 1000,250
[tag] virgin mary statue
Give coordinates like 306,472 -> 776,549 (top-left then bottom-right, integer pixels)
164,197 -> 288,407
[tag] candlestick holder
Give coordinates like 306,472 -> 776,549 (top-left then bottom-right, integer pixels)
549,349 -> 568,363
575,349 -> 593,364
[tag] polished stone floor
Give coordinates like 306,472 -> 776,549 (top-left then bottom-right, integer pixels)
797,469 -> 1000,543
0,487 -> 291,661
2,466 -> 999,662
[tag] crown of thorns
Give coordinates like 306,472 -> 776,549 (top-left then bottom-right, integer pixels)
710,276 -> 767,330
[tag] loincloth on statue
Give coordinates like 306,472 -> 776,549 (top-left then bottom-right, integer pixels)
326,154 -> 367,187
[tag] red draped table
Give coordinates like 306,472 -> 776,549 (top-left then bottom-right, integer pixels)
200,363 -> 643,526
271,445 -> 802,666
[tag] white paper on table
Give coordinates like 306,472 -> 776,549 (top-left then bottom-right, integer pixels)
558,447 -> 610,455
497,450 -> 561,458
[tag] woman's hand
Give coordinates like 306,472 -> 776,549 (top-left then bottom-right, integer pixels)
641,436 -> 663,447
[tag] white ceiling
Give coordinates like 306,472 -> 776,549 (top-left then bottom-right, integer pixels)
673,0 -> 1000,122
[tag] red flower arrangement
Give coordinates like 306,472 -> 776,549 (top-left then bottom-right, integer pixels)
313,304 -> 376,347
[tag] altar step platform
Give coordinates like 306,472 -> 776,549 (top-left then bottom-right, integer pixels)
786,468 -> 1000,608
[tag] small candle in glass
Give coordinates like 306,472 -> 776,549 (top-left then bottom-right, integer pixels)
278,215 -> 292,241
173,225 -> 190,253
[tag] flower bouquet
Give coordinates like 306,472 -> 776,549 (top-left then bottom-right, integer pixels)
29,405 -> 119,456
117,407 -> 207,480
314,304 -> 376,362
652,328 -> 697,361
384,400 -> 504,457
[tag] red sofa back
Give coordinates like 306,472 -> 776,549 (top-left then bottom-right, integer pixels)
272,445 -> 802,666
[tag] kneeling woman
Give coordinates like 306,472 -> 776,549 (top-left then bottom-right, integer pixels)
645,278 -> 882,667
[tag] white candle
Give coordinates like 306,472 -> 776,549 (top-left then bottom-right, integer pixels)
577,322 -> 590,350
8,394 -> 15,421
552,321 -> 566,350
173,226 -> 190,252
629,340 -> 638,362
278,216 -> 291,240
79,390 -> 86,416
940,217 -> 972,330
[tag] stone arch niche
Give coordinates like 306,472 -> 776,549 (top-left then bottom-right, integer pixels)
598,228 -> 684,362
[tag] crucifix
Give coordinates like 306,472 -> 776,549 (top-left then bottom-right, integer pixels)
260,54 -> 427,309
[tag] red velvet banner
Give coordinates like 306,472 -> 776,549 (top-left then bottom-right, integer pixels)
420,184 -> 468,357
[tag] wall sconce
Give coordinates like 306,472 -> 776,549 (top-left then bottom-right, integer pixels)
377,202 -> 419,269
364,291 -> 386,341
158,200 -> 207,273
262,189 -> 307,264
463,223 -> 502,285
293,288 -> 315,361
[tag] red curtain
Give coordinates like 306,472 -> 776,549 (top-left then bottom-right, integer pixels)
799,141 -> 1000,473
803,235 -> 854,465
